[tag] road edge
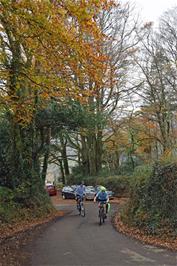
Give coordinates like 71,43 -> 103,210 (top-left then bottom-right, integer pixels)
0,210 -> 67,244
113,212 -> 177,252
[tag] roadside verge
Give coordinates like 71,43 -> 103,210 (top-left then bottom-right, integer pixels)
113,211 -> 177,251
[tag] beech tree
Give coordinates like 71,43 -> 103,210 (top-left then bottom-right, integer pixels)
0,0 -> 112,193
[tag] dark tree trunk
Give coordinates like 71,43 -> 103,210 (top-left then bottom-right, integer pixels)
59,159 -> 65,185
60,134 -> 70,176
41,128 -> 51,181
81,135 -> 90,175
95,130 -> 103,173
114,150 -> 120,170
88,133 -> 97,176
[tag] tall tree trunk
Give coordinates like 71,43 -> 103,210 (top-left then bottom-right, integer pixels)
88,133 -> 97,176
114,150 -> 120,170
60,133 -> 70,177
41,128 -> 51,182
59,159 -> 65,185
80,135 -> 90,175
95,130 -> 103,173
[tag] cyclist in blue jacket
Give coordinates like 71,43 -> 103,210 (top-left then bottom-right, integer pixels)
75,182 -> 86,201
94,186 -> 109,215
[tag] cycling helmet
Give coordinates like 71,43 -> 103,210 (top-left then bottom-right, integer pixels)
100,186 -> 106,192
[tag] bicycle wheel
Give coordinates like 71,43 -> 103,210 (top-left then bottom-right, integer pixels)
99,207 -> 103,225
78,204 -> 81,215
102,206 -> 106,223
102,212 -> 105,223
80,203 -> 85,217
77,201 -> 81,215
99,209 -> 101,225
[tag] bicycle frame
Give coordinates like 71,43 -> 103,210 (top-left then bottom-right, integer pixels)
76,197 -> 85,217
98,202 -> 106,225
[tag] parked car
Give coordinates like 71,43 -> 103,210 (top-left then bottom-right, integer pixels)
86,185 -> 95,190
85,186 -> 96,200
45,184 -> 57,196
62,186 -> 76,199
71,185 -> 77,191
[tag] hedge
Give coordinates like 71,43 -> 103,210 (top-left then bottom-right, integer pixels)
121,162 -> 177,236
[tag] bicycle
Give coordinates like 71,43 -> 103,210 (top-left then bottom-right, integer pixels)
98,202 -> 107,225
76,196 -> 85,217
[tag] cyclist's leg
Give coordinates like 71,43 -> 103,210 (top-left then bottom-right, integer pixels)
76,196 -> 78,203
78,196 -> 81,203
100,201 -> 105,215
98,201 -> 102,215
101,201 -> 106,223
81,197 -> 85,217
76,196 -> 80,210
102,202 -> 107,218
79,197 -> 82,214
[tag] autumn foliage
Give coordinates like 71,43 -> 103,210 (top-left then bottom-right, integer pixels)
0,0 -> 116,223
0,0 -> 114,124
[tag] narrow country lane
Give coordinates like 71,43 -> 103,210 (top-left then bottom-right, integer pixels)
27,203 -> 177,266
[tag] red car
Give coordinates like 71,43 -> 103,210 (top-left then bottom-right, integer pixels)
45,184 -> 57,196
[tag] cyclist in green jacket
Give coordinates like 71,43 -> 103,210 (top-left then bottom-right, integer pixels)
94,186 -> 109,215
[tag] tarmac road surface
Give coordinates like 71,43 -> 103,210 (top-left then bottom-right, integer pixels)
27,203 -> 177,266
